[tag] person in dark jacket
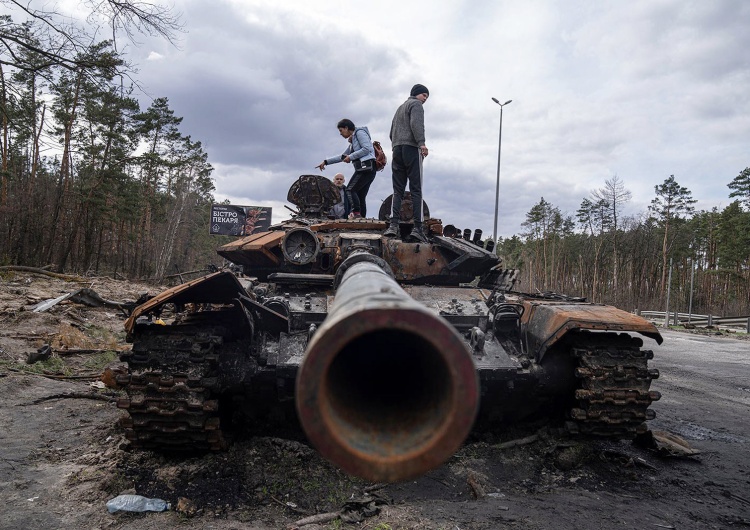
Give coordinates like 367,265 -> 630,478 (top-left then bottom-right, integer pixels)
384,84 -> 429,242
329,173 -> 352,218
317,119 -> 376,218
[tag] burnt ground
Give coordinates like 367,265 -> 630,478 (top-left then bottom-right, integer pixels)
0,271 -> 749,530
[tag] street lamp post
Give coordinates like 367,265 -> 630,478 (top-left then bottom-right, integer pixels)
491,97 -> 512,246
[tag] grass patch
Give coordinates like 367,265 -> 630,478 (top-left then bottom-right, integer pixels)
51,322 -> 126,352
85,324 -> 124,349
0,355 -> 72,375
54,325 -> 94,350
82,350 -> 118,371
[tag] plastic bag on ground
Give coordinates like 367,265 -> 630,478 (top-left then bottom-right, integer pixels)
106,494 -> 170,513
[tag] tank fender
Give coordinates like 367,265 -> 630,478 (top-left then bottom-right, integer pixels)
124,271 -> 250,334
523,302 -> 663,362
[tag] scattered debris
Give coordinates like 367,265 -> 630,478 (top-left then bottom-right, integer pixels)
634,430 -> 701,458
289,511 -> 341,529
598,448 -> 658,471
22,392 -> 119,406
631,457 -> 657,470
467,471 -> 487,498
56,348 -> 122,357
270,495 -> 309,515
32,288 -> 135,315
493,433 -> 540,450
339,493 -> 387,523
68,288 -> 135,312
553,443 -> 589,471
0,265 -> 83,282
26,344 -> 51,364
362,483 -> 387,493
33,293 -> 77,313
0,333 -> 46,340
106,494 -> 170,513
176,497 -> 200,517
7,368 -> 101,381
287,491 -> 389,529
101,367 -> 126,389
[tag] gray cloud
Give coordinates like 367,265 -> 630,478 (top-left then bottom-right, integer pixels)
124,0 -> 750,238
137,1 -> 408,168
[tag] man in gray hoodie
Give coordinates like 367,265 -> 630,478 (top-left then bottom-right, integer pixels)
384,84 -> 430,242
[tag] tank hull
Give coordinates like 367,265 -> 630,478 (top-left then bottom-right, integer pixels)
116,174 -> 663,482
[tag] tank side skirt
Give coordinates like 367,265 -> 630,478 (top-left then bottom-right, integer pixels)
522,302 -> 663,362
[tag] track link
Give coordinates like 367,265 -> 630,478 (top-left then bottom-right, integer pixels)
116,323 -> 228,451
570,332 -> 660,437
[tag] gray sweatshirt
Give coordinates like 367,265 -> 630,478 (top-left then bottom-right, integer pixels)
389,96 -> 425,148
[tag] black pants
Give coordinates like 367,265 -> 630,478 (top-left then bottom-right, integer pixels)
390,145 -> 423,223
348,167 -> 376,217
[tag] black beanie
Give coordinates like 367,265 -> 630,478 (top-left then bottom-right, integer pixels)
410,84 -> 429,97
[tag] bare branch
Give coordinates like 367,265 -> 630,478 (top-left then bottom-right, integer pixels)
85,0 -> 184,46
9,0 -> 86,51
0,1 -> 183,76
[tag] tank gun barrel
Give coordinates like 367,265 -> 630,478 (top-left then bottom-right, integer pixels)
296,253 -> 479,483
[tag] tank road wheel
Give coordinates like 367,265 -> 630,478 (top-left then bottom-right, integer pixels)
569,331 -> 661,437
116,324 -> 229,451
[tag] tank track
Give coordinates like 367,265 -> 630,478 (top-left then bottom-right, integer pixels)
116,322 -> 228,451
569,332 -> 661,437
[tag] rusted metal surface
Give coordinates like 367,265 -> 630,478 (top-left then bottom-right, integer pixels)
310,219 -> 386,231
382,238 -> 450,281
521,301 -> 663,360
376,191 -> 431,223
124,271 -> 246,334
217,230 -> 284,266
381,236 -> 500,284
296,255 -> 479,483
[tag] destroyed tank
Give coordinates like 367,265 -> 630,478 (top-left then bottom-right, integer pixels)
117,174 -> 663,483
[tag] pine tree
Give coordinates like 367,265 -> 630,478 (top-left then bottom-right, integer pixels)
648,175 -> 697,301
728,167 -> 750,210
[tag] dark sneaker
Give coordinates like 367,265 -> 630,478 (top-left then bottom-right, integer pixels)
407,226 -> 428,243
383,223 -> 399,238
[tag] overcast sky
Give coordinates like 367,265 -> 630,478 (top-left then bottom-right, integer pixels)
122,0 -> 749,238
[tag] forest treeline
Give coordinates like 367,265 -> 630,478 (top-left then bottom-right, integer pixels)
0,5 -> 219,279
497,173 -> 750,316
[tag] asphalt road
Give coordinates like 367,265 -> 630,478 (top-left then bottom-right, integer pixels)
377,329 -> 750,530
629,329 -> 750,528
646,329 -> 750,445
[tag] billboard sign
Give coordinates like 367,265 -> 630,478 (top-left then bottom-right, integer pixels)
210,205 -> 272,236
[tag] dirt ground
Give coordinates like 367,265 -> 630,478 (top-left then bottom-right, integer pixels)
0,270 -> 748,530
